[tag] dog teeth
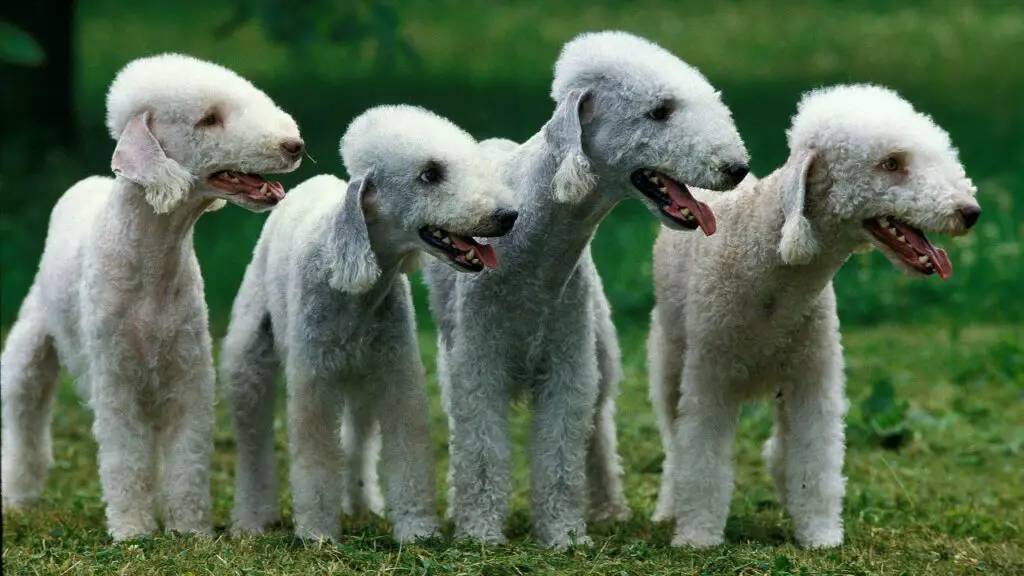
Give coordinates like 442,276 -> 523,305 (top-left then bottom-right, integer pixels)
471,258 -> 481,265
441,237 -> 451,245
432,229 -> 443,239
879,217 -> 890,227
680,207 -> 692,218
898,235 -> 907,243
918,255 -> 929,264
465,248 -> 476,261
259,183 -> 268,196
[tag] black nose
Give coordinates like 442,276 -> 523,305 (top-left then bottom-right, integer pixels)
493,208 -> 519,234
958,205 -> 981,229
280,138 -> 305,158
722,162 -> 750,186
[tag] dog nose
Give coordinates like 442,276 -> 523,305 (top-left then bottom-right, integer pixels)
493,208 -> 519,234
958,204 -> 981,229
280,138 -> 305,158
722,162 -> 750,186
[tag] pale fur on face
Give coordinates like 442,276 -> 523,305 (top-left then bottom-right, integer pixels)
778,84 -> 980,267
329,105 -> 517,292
547,30 -> 750,222
106,53 -> 303,213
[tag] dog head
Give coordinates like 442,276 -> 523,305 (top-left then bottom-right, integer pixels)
106,53 -> 304,214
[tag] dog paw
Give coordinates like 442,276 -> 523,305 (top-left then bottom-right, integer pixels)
589,502 -> 632,524
294,525 -> 338,543
797,527 -> 843,549
393,516 -> 441,543
454,524 -> 507,545
108,520 -> 159,542
671,528 -> 724,549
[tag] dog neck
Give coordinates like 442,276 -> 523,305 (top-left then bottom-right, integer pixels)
740,169 -> 865,304
495,133 -> 620,288
103,178 -> 213,288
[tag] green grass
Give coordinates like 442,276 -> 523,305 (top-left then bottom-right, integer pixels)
3,324 -> 1022,575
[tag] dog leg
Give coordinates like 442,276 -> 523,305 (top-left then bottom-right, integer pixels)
1,290 -> 61,510
91,369 -> 158,541
646,309 -> 684,522
286,364 -> 344,541
158,355 -> 214,537
447,344 -> 512,544
586,291 -> 631,523
341,392 -> 383,518
778,342 -> 847,549
530,343 -> 599,549
374,341 -> 440,543
670,364 -> 740,549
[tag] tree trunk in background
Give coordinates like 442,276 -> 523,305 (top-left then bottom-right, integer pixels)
0,0 -> 76,151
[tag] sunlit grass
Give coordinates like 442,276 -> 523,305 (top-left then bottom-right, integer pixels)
2,324 -> 1022,574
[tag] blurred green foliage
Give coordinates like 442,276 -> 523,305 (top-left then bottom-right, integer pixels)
0,21 -> 44,66
1,0 -> 1021,332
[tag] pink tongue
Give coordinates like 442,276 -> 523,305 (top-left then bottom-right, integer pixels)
662,178 -> 717,236
449,235 -> 499,269
898,223 -> 953,280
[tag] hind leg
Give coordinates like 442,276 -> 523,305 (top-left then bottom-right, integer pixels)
223,308 -> 282,535
646,310 -> 684,522
586,292 -> 630,523
1,292 -> 61,509
340,395 -> 383,517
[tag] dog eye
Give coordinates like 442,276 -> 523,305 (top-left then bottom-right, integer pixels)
419,164 -> 443,184
197,112 -> 220,128
646,102 -> 673,122
879,156 -> 901,171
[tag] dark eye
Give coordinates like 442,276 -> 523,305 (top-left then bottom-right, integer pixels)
879,156 -> 901,171
197,112 -> 220,127
646,102 -> 673,122
419,163 -> 443,184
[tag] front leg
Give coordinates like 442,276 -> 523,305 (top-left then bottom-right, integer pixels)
371,346 -> 440,542
286,363 -> 345,541
157,354 -> 214,536
774,343 -> 848,549
446,340 -> 512,544
90,372 -> 158,541
670,363 -> 741,549
530,341 -> 600,549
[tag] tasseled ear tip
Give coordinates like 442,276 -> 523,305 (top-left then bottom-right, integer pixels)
552,152 -> 596,204
779,215 -> 818,265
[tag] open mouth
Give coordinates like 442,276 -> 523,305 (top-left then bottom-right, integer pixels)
208,171 -> 286,206
419,226 -> 499,272
630,169 -> 717,235
864,217 -> 952,280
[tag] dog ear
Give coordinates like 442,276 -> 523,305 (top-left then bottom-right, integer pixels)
328,171 -> 381,294
778,148 -> 821,265
111,111 -> 193,214
546,89 -> 597,204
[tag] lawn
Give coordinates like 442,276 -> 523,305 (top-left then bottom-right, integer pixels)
2,324 -> 1021,575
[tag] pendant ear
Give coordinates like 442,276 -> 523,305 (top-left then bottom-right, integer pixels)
111,111 -> 192,213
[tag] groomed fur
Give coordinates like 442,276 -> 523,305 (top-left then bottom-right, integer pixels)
0,53 -> 303,540
423,30 -> 749,549
223,105 -> 516,543
648,84 -> 981,550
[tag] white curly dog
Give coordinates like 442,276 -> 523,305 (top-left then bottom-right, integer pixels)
222,105 -> 517,543
647,84 -> 981,549
422,31 -> 750,548
0,53 -> 304,540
